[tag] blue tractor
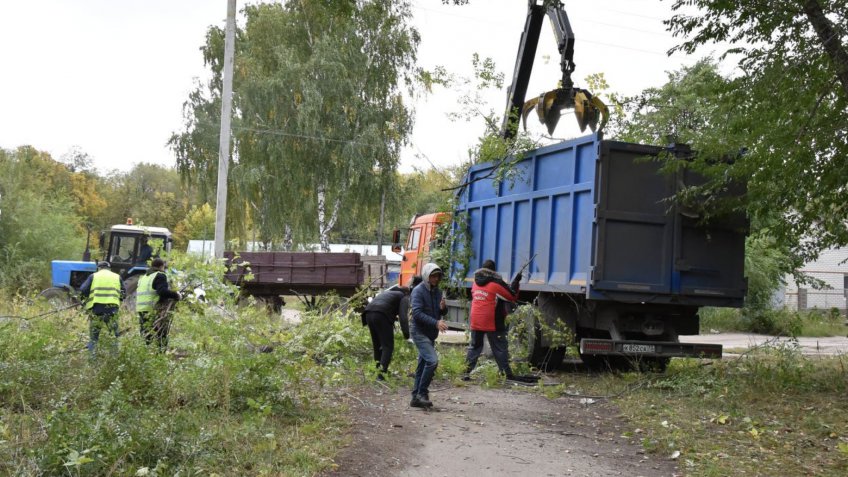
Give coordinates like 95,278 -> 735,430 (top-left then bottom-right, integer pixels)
39,222 -> 173,307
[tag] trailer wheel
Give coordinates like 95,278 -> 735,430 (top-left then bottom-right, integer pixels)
39,287 -> 73,309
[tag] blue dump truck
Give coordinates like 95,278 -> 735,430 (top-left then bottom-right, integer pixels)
417,132 -> 746,369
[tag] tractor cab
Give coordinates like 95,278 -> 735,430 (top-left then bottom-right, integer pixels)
100,224 -> 172,278
41,221 -> 173,307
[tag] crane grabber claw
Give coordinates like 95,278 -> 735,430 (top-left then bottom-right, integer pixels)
501,1 -> 611,139
520,87 -> 609,135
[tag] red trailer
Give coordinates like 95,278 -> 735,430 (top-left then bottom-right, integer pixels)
224,251 -> 387,310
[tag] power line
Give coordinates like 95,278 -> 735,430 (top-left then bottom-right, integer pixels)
580,18 -> 673,38
412,4 -> 678,56
234,126 -> 387,149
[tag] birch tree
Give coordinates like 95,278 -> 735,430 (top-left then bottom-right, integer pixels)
170,0 -> 420,251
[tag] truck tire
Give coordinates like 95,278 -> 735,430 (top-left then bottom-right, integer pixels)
525,316 -> 552,369
639,357 -> 670,373
528,293 -> 573,370
39,287 -> 73,309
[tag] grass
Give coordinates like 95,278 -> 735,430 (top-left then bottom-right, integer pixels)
528,348 -> 848,477
0,294 -> 374,476
3,289 -> 847,476
701,307 -> 847,337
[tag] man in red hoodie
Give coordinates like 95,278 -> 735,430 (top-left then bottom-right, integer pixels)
463,259 -> 521,380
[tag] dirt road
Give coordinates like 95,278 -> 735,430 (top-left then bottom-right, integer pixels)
326,381 -> 678,477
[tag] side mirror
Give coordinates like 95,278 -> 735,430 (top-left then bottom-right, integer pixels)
98,232 -> 105,249
391,229 -> 402,253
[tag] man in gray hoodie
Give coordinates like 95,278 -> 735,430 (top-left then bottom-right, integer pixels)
409,263 -> 448,408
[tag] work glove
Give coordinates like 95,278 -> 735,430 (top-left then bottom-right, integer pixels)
511,273 -> 522,291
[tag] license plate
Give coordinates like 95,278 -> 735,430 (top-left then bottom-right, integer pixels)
622,343 -> 656,353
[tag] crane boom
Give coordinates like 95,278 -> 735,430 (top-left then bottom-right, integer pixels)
501,0 -> 608,139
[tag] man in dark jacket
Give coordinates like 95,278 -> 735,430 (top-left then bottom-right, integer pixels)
136,258 -> 181,351
362,276 -> 421,380
464,259 -> 521,380
409,263 -> 448,408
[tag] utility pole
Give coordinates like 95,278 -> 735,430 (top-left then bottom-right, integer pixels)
377,189 -> 385,256
214,0 -> 237,259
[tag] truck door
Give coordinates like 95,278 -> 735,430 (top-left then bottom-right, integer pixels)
399,226 -> 422,286
673,168 -> 747,301
591,141 -> 673,296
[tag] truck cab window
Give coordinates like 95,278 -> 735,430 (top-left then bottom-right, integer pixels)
407,228 -> 421,251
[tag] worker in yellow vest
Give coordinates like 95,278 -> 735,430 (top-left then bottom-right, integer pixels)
136,258 -> 181,351
79,261 -> 126,354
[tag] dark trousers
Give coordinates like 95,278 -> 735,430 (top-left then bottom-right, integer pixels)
465,330 -> 513,376
139,300 -> 174,351
87,307 -> 120,355
366,311 -> 395,373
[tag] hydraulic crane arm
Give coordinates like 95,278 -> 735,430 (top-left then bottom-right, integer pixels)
501,1 -> 608,139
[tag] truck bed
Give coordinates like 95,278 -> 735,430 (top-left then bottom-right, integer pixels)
454,132 -> 746,307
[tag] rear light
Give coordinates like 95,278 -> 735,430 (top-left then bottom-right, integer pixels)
581,340 -> 613,352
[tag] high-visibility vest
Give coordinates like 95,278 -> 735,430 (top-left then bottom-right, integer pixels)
86,269 -> 122,309
136,271 -> 163,313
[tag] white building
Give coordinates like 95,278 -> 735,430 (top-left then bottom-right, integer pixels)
778,247 -> 848,314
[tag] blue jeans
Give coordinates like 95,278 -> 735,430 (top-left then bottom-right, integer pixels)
411,329 -> 438,398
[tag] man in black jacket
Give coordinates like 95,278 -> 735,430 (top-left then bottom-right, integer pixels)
363,276 -> 421,380
136,258 -> 181,351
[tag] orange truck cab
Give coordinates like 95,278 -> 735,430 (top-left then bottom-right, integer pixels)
394,212 -> 450,287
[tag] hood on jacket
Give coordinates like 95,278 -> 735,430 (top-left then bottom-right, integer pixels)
421,263 -> 443,289
474,267 -> 504,286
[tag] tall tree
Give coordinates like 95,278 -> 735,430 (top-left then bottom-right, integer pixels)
99,163 -> 193,232
0,148 -> 85,291
171,0 -> 420,251
661,0 -> 848,268
172,202 -> 216,251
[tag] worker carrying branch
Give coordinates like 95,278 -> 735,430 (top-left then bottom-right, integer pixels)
502,0 -> 609,139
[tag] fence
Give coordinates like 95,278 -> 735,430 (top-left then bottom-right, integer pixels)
783,288 -> 847,315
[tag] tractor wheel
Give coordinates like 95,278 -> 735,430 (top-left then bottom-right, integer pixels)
39,287 -> 73,309
122,274 -> 141,313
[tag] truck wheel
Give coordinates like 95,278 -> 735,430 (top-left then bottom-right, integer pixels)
639,357 -> 670,373
39,287 -> 72,309
547,346 -> 566,369
525,317 -> 552,369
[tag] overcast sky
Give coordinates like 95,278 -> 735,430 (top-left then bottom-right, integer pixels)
0,0 -> 719,174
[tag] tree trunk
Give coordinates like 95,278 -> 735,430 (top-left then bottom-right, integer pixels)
283,224 -> 293,252
317,183 -> 341,253
802,0 -> 848,97
377,189 -> 385,256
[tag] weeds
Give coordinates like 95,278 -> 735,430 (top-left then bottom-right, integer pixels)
614,350 -> 848,476
0,290 -> 362,476
701,306 -> 846,337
